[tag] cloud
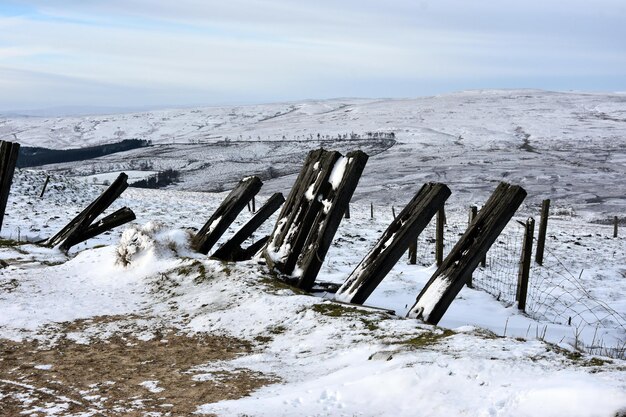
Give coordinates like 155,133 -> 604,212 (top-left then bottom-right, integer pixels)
0,0 -> 625,109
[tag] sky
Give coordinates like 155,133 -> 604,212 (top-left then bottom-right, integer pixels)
1,0 -> 625,111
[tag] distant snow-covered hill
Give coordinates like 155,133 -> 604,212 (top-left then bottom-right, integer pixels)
1,90 -> 625,217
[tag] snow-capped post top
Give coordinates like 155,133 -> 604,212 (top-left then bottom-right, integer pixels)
407,182 -> 527,325
192,176 -> 263,255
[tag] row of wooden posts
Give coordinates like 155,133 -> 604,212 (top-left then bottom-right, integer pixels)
0,139 -> 621,325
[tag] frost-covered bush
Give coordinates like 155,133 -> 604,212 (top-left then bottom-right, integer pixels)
116,221 -> 193,266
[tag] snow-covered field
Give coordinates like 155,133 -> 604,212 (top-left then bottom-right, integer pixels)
1,90 -> 625,415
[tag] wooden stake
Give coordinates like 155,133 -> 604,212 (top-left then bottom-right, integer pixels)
0,140 -> 20,233
517,217 -> 535,311
336,183 -> 451,305
371,202 -> 374,219
435,207 -> 445,267
344,203 -> 350,219
614,216 -> 619,238
535,199 -> 550,265
407,182 -> 527,325
408,241 -> 417,265
392,206 -> 396,219
39,175 -> 50,198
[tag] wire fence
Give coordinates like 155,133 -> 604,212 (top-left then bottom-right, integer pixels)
406,205 -> 626,358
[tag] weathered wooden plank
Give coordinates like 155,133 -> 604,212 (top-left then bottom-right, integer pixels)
212,192 -> 284,261
47,173 -> 129,248
335,183 -> 451,304
263,149 -> 341,273
61,207 -> 136,250
192,176 -> 263,255
0,141 -> 20,232
407,182 -> 527,325
294,150 -> 369,291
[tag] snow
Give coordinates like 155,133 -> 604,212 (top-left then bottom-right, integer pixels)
328,156 -> 348,190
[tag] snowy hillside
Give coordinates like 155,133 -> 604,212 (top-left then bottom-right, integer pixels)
1,90 -> 625,217
0,168 -> 625,416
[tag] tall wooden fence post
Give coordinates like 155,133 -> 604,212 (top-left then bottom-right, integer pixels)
344,203 -> 350,219
614,216 -> 619,238
517,217 -> 535,312
535,199 -> 550,265
370,202 -> 374,219
467,205 -> 478,288
0,140 -> 20,233
435,207 -> 445,266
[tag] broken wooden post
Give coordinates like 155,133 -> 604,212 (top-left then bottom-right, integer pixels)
614,216 -> 619,238
39,175 -> 50,198
212,192 -> 285,261
192,176 -> 263,255
46,173 -> 134,251
435,207 -> 445,266
336,183 -> 451,304
517,217 -> 535,311
61,207 -> 136,250
292,151 -> 368,291
535,199 -> 550,265
407,182 -> 527,325
0,140 -> 20,233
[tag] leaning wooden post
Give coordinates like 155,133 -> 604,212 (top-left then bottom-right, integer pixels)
336,183 -> 451,305
407,182 -> 527,325
467,205 -> 478,288
61,207 -> 136,250
212,192 -> 285,261
192,176 -> 262,255
435,207 -> 445,266
535,199 -> 550,265
0,140 -> 20,233
517,217 -> 535,311
614,216 -> 619,238
47,173 -> 130,250
39,175 -> 51,198
392,206 -> 396,219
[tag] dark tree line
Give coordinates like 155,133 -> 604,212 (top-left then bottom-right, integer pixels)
129,168 -> 180,189
16,139 -> 151,168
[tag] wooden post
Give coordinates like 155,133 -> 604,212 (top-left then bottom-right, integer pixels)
517,217 -> 535,311
371,202 -> 374,219
263,149 -> 342,273
192,176 -> 262,255
344,203 -> 350,219
392,206 -> 396,219
336,183 -> 451,305
39,175 -> 50,198
212,192 -> 285,261
535,199 -> 550,265
408,241 -> 417,265
467,205 -> 478,288
252,196 -> 256,213
0,140 -> 20,233
293,151 -> 369,291
61,207 -> 136,250
614,216 -> 619,238
47,173 -> 130,250
407,182 -> 527,325
435,207 -> 445,266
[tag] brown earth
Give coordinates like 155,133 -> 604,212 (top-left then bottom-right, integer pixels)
0,315 -> 277,416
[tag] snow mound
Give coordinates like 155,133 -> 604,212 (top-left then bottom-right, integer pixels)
117,222 -> 193,267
